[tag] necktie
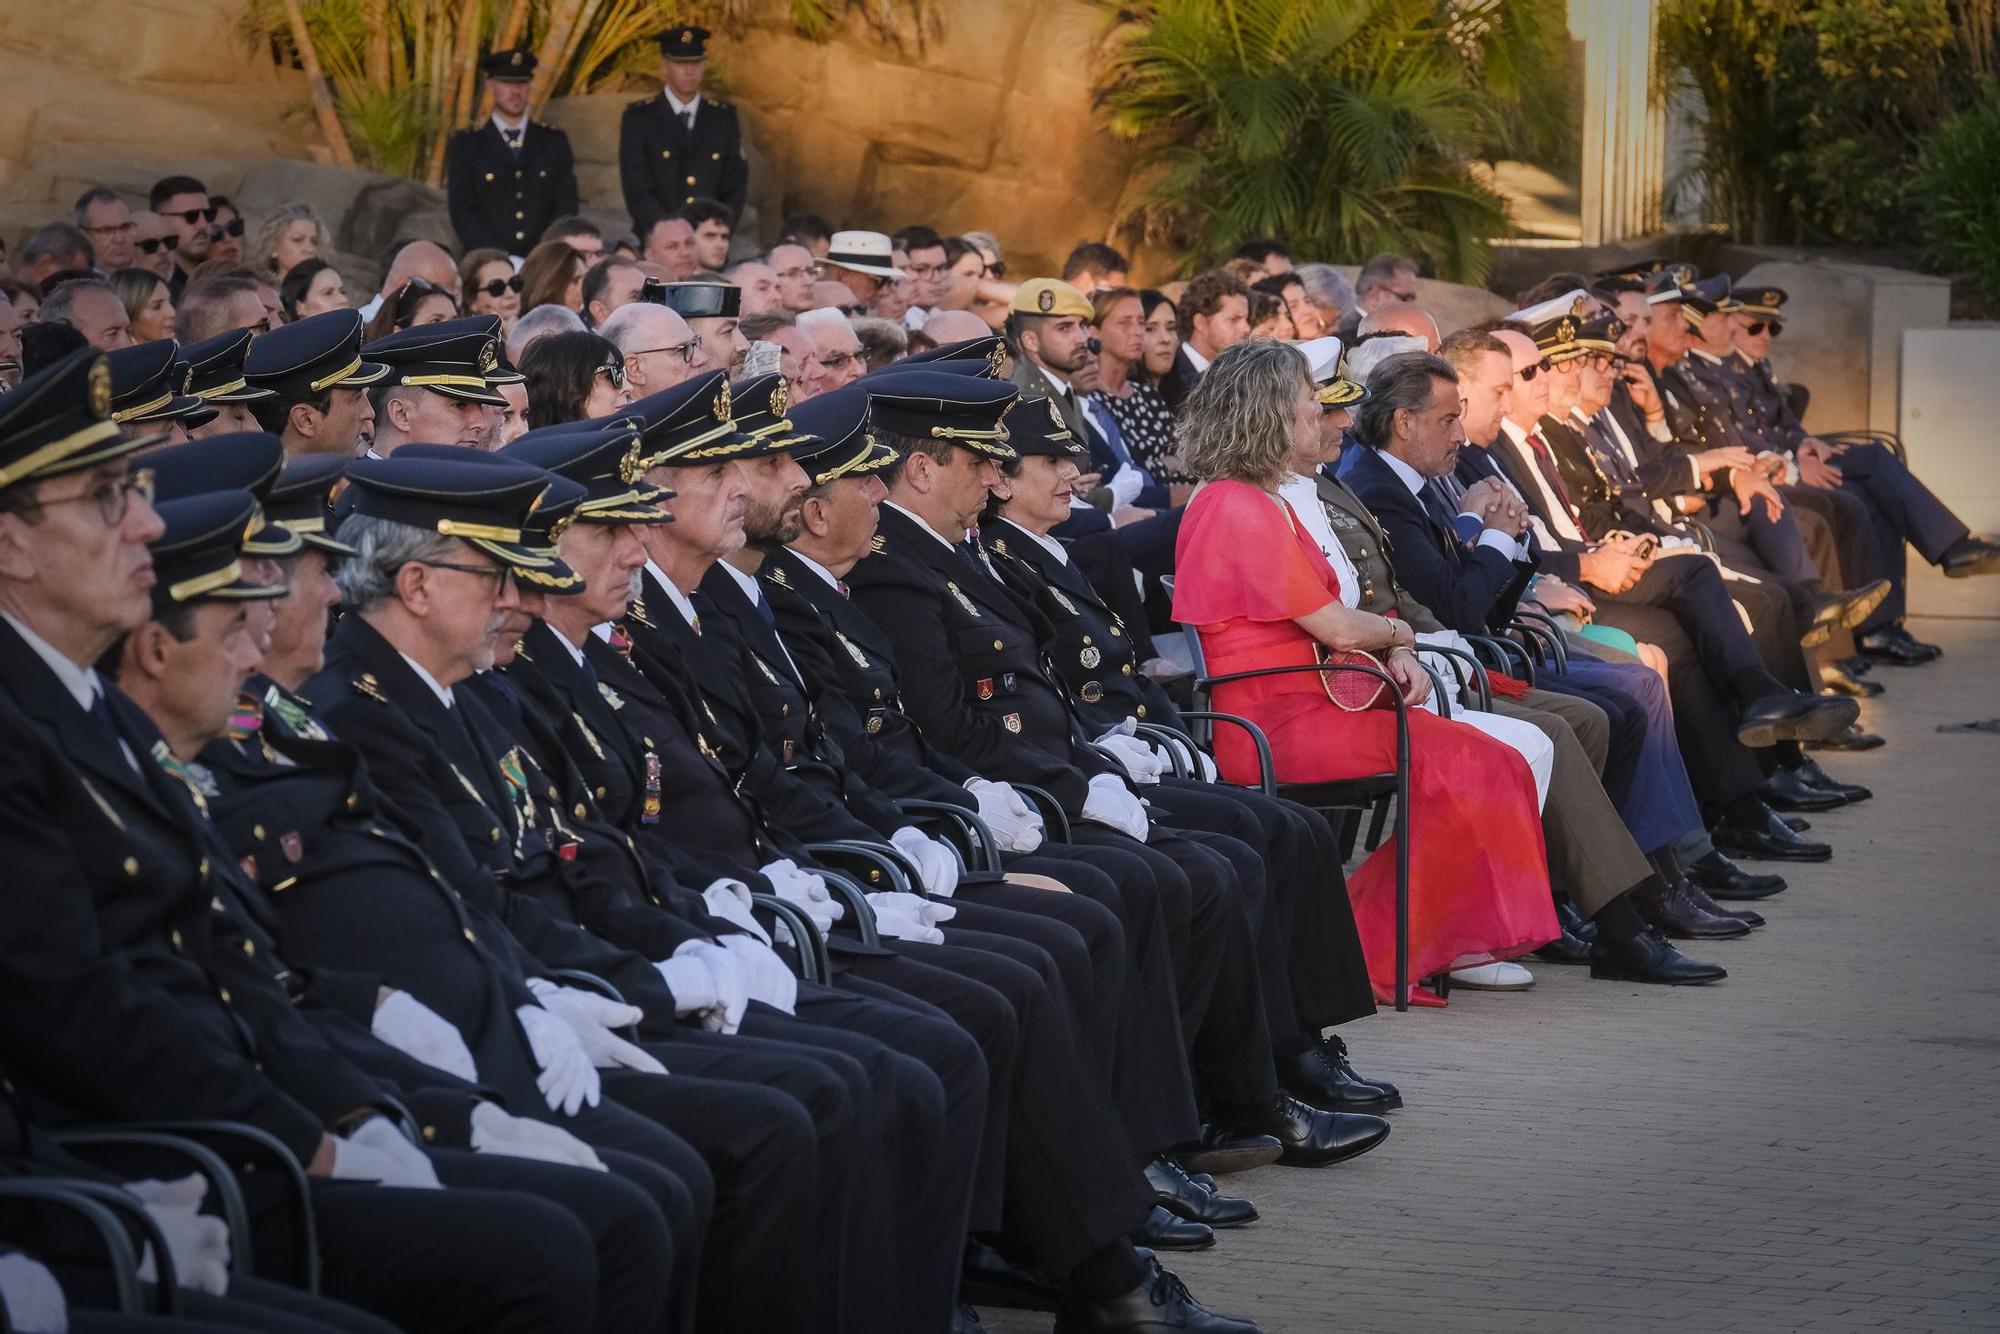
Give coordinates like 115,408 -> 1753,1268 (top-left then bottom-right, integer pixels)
752,593 -> 777,628
1086,397 -> 1155,488
503,127 -> 522,152
1524,429 -> 1578,518
679,108 -> 694,132
1434,470 -> 1468,510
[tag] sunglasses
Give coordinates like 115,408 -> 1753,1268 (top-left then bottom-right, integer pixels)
475,276 -> 526,298
596,361 -> 627,389
1516,358 -> 1552,382
166,206 -> 218,226
212,217 -> 246,239
1743,321 -> 1782,337
136,235 -> 180,255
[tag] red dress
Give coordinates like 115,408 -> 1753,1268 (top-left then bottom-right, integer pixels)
1173,480 -> 1555,993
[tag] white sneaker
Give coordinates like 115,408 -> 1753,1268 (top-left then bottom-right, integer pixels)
1449,961 -> 1535,990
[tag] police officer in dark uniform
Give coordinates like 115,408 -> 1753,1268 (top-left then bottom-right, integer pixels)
183,325 -> 276,436
0,351 -> 653,1334
617,26 -> 748,230
445,48 -> 580,257
108,338 -> 214,444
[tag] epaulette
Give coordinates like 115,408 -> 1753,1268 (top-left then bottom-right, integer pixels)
869,533 -> 889,555
766,564 -> 789,587
991,536 -> 1009,556
353,672 -> 390,705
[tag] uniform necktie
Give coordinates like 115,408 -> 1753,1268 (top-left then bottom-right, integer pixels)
503,127 -> 522,151
679,108 -> 694,132
88,688 -> 143,775
1524,429 -> 1578,518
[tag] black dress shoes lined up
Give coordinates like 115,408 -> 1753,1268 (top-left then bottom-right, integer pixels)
1276,1035 -> 1401,1113
1228,1095 -> 1391,1168
1144,1158 -> 1257,1229
1761,767 -> 1851,812
1169,1127 -> 1282,1177
1136,1204 -> 1214,1251
1792,757 -> 1871,803
1858,624 -> 1943,665
1588,927 -> 1728,985
1054,1256 -> 1262,1333
1634,878 -> 1750,939
1685,849 -> 1787,900
1735,691 -> 1859,748
1713,806 -> 1834,862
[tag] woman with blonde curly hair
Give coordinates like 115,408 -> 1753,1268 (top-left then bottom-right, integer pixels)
1172,338 -> 1555,1005
255,203 -> 333,282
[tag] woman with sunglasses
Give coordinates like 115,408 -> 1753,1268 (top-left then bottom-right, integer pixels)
518,240 -> 585,317
279,257 -> 351,321
459,248 -> 524,331
107,268 -> 176,342
365,277 -> 459,343
255,203 -> 332,283
208,196 -> 247,265
519,330 -> 631,428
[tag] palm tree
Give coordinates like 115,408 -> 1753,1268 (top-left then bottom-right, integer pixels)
1094,0 -> 1570,282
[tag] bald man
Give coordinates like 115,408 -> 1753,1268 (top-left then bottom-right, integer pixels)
1356,304 -> 1440,352
600,299 -> 712,394
361,241 -> 458,322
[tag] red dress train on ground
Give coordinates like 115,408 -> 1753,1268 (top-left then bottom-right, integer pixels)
1173,480 -> 1556,993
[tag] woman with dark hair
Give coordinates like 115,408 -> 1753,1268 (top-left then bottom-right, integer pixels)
1136,289 -> 1181,390
1245,288 -> 1295,341
1252,271 -> 1323,340
459,247 -> 522,330
280,257 -> 350,321
518,240 -> 585,316
1087,286 -> 1188,494
1171,338 -> 1556,1005
364,277 -> 457,342
108,267 -> 175,341
519,329 -> 630,428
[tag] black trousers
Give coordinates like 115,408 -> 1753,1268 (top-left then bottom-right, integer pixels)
1833,441 -> 1968,627
56,1274 -> 401,1334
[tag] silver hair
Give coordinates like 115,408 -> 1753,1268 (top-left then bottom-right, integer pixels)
1355,252 -> 1417,299
1353,351 -> 1459,449
597,301 -> 678,355
506,303 -> 587,362
1293,263 -> 1356,321
37,279 -> 115,328
331,513 -> 458,612
1344,334 -> 1427,384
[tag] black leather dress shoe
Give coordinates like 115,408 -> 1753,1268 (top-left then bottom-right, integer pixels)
1634,878 -> 1751,939
1686,849 -> 1787,899
1320,1033 -> 1401,1107
1170,1126 -> 1282,1177
1277,1038 -> 1398,1113
1859,625 -> 1943,665
1762,767 -> 1851,812
1818,659 -> 1884,698
1781,813 -> 1810,832
1802,580 -> 1891,647
954,1302 -> 988,1334
1589,928 -> 1727,984
1222,1096 -> 1390,1168
1681,879 -> 1763,927
1135,1204 -> 1214,1251
1712,808 -> 1833,862
1838,654 -> 1875,677
1144,1158 -> 1258,1229
1736,691 -> 1860,747
962,1239 -> 1066,1311
1793,756 -> 1871,802
1805,723 -> 1886,752
1941,535 -> 2000,578
1054,1257 -> 1261,1333
1533,898 -> 1594,963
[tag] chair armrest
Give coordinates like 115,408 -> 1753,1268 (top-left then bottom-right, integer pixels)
1416,663 -> 1452,720
1465,633 -> 1534,686
51,1129 -> 252,1278
543,969 -> 627,1005
1414,643 -> 1492,712
750,894 -> 827,983
0,1180 -> 152,1316
896,799 -> 1000,873
813,869 -> 881,948
125,1120 -> 317,1294
805,841 -> 914,895
1009,784 -> 1071,843
1133,724 -> 1195,779
1510,609 -> 1569,672
1176,711 -> 1277,795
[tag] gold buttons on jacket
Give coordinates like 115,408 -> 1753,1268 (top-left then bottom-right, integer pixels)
170,929 -> 183,949
123,857 -> 140,877
252,824 -> 266,841
573,803 -> 587,820
992,639 -> 1004,651
685,175 -> 697,185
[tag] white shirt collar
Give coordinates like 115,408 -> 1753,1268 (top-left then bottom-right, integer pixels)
491,111 -> 526,135
1376,448 -> 1428,498
883,500 -> 961,551
397,651 -> 455,708
1688,347 -> 1723,366
664,89 -> 702,117
645,559 -> 702,628
716,559 -> 762,604
992,515 -> 1067,566
543,620 -> 588,668
1,611 -> 102,713
786,547 -> 844,591
1182,343 -> 1211,374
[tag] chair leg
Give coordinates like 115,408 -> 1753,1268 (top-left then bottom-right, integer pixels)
1334,807 -> 1361,861
1364,796 -> 1391,852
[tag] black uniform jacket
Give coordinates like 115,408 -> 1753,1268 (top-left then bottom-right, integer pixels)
617,94 -> 747,226
445,119 -> 579,254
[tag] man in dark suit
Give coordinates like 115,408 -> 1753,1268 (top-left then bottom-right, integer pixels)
445,49 -> 579,257
618,26 -> 748,230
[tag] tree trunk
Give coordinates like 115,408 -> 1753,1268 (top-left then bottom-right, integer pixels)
283,0 -> 357,167
427,0 -> 485,187
530,0 -> 590,118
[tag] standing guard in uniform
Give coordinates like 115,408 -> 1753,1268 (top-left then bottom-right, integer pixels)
446,49 -> 580,257
618,27 -> 748,231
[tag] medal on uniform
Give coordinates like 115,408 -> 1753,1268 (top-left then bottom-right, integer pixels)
641,752 -> 662,824
280,831 -> 304,863
265,686 -> 328,740
226,691 -> 263,742
596,681 -> 625,711
976,678 -> 994,700
1002,713 -> 1022,733
1050,588 -> 1078,615
1080,681 -> 1104,703
1002,673 -> 1016,693
1080,646 -> 1101,668
946,582 -> 981,617
865,712 -> 884,734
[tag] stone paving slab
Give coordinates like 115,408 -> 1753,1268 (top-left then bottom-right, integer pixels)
984,564 -> 2000,1334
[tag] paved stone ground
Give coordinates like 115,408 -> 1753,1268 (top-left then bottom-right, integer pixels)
985,564 -> 2000,1333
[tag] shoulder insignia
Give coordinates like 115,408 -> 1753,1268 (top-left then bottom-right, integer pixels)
869,533 -> 888,555
627,597 -> 655,630
991,537 -> 1009,556
945,581 -> 982,618
835,631 -> 871,669
353,673 -> 389,704
766,564 -> 789,587
573,714 -> 607,760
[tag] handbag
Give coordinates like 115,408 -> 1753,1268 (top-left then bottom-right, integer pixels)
1313,643 -> 1389,712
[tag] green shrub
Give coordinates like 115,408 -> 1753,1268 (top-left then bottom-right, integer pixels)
1911,85 -> 2000,303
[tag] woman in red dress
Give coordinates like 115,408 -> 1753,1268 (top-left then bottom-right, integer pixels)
1171,340 -> 1555,1004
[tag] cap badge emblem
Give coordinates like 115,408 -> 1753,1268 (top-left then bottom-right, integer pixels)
1037,288 -> 1055,313
182,363 -> 197,395
1763,290 -> 1779,306
712,378 -> 732,422
88,358 -> 112,417
1556,317 -> 1576,343
619,437 -> 645,484
1046,399 -> 1063,429
510,50 -> 523,66
984,343 -> 1006,376
478,340 -> 499,373
769,378 -> 788,416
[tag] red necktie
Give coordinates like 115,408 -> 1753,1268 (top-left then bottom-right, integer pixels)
1525,430 -> 1579,520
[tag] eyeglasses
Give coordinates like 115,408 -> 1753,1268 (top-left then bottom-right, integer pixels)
1516,358 -> 1552,382
772,263 -> 821,283
136,235 -> 180,256
630,335 -> 704,365
35,470 -> 155,527
596,361 -> 627,388
83,221 -> 137,239
165,206 -> 218,226
815,350 -> 857,373
407,559 -> 515,595
1744,321 -> 1782,337
213,217 -> 246,239
475,276 -> 525,298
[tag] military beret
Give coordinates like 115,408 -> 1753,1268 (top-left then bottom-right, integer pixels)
1010,278 -> 1092,320
148,489 -> 288,610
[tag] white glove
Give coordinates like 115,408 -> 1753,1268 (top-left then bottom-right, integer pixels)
372,989 -> 479,1084
1093,720 -> 1165,784
330,1115 -> 442,1189
525,980 -> 668,1076
0,1253 -> 65,1334
469,1101 -> 606,1171
1194,749 -> 1218,783
515,1002 -> 602,1115
702,877 -> 772,945
889,826 -> 961,898
655,941 -> 748,1034
126,1175 -> 230,1295
720,934 -> 798,1014
760,859 -> 844,933
1081,772 -> 1150,841
964,777 -> 1044,852
866,891 -> 955,945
